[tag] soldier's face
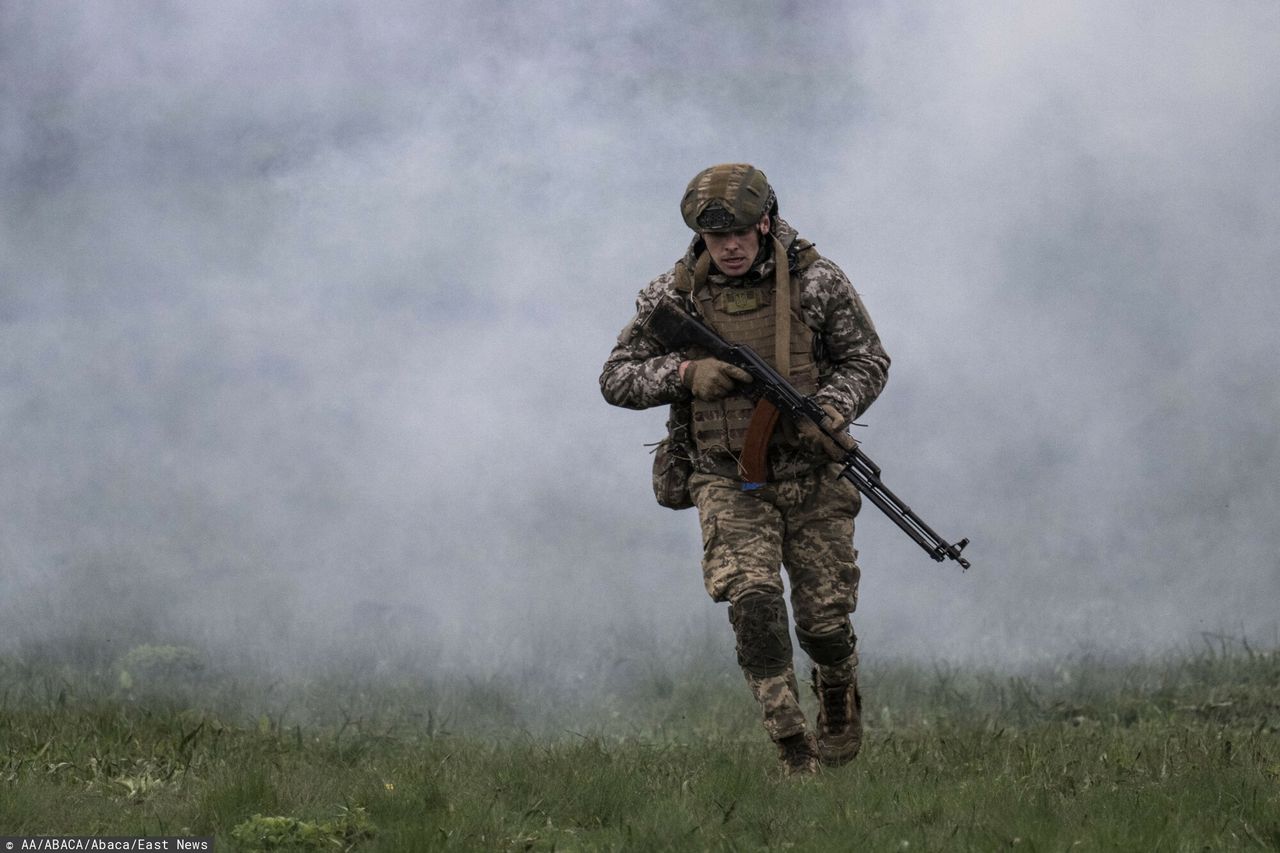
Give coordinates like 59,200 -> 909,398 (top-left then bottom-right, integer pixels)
703,215 -> 770,277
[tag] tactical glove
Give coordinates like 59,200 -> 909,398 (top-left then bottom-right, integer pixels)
798,403 -> 857,461
681,358 -> 753,401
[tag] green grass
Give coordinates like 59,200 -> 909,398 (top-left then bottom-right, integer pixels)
2,641 -> 1279,851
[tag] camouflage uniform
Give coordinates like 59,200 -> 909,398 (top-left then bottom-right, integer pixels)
601,204 -> 889,756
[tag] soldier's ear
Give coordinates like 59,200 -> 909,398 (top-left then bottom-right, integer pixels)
757,214 -> 771,237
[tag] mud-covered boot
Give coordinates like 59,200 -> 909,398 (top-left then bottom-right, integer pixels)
776,731 -> 820,777
811,667 -> 863,766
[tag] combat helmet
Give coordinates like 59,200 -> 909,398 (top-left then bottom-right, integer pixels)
680,163 -> 777,232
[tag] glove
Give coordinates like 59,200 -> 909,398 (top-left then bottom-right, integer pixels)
681,358 -> 753,401
798,403 -> 857,460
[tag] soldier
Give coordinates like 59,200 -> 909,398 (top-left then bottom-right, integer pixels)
600,163 -> 890,776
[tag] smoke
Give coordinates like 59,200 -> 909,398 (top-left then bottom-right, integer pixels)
2,0 -> 1277,673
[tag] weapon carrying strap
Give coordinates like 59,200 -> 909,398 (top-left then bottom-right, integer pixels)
771,235 -> 792,380
739,235 -> 792,485
674,251 -> 711,295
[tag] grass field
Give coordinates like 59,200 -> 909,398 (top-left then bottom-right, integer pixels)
2,637 -> 1278,851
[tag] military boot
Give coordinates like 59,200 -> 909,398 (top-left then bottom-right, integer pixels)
811,667 -> 862,766
775,731 -> 820,777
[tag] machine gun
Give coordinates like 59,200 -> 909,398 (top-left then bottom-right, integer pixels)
642,298 -> 971,570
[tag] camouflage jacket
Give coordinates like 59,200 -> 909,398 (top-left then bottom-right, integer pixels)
600,220 -> 891,480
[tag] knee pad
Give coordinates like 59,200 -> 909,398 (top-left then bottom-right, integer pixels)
796,621 -> 856,667
728,591 -> 792,678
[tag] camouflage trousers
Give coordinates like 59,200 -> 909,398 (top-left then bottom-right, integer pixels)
689,464 -> 861,741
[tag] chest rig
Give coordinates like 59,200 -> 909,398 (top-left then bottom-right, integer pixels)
673,234 -> 821,482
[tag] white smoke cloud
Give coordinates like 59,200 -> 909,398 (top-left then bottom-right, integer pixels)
2,0 -> 1277,671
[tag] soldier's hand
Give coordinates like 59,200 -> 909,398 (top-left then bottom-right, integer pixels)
681,358 -> 753,401
798,403 -> 857,460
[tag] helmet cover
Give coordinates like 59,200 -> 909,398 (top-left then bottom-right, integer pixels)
681,163 -> 774,232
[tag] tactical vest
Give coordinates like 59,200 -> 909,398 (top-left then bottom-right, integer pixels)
673,236 -> 821,463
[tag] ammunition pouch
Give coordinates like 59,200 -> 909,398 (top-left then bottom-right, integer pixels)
651,403 -> 693,510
